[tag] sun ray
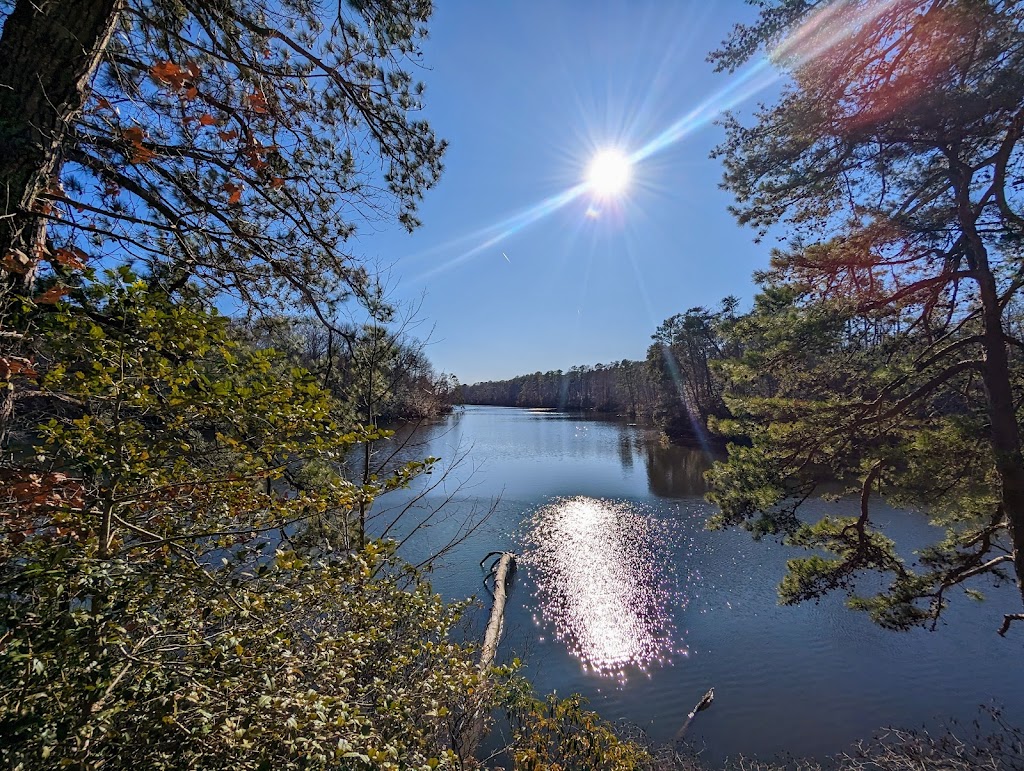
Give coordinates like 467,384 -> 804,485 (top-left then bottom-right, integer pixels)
409,183 -> 587,282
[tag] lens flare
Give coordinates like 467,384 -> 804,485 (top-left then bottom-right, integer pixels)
405,0 -> 900,283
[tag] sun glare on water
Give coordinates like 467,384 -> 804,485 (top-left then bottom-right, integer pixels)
586,148 -> 632,198
522,496 -> 688,679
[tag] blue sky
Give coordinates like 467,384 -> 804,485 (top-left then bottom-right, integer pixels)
358,1 -> 778,385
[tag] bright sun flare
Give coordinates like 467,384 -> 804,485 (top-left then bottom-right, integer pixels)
586,149 -> 632,198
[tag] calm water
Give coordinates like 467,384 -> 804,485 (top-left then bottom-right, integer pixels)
370,405 -> 1024,763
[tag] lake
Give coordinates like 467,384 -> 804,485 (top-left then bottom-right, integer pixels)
368,405 -> 1024,764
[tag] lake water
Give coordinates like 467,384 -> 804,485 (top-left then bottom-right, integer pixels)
369,405 -> 1024,763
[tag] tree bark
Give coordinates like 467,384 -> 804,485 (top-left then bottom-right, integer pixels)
460,552 -> 515,765
0,0 -> 123,273
955,166 -> 1024,609
675,687 -> 714,740
477,552 -> 514,676
0,0 -> 124,445
976,266 -> 1024,609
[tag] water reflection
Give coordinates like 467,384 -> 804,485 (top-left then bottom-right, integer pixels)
644,440 -> 716,498
522,496 -> 685,680
617,434 -> 635,471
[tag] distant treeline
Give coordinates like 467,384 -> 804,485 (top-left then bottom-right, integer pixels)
461,298 -> 740,445
461,360 -> 658,414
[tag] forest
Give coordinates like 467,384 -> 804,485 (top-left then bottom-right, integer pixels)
460,299 -> 739,445
3,0 -> 1024,769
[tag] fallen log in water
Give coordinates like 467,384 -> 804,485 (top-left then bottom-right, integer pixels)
676,686 -> 715,740
478,551 -> 515,674
460,551 -> 517,764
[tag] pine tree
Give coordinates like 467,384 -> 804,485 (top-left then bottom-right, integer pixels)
710,0 -> 1024,633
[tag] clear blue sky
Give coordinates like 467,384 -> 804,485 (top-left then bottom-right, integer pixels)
358,1 -> 777,385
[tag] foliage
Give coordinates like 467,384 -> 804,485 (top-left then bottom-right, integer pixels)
6,273 -> 399,553
708,0 -> 1024,632
245,311 -> 459,424
460,298 -> 741,447
1,0 -> 447,445
56,0 -> 444,304
0,3 -> 497,769
0,540 -> 481,770
0,276 -> 482,769
499,687 -> 655,771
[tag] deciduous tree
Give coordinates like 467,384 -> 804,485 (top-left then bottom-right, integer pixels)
0,0 -> 445,443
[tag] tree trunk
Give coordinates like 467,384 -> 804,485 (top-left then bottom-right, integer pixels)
0,0 -> 124,445
460,552 -> 515,765
477,552 -> 514,676
0,0 -> 122,273
976,266 -> 1024,608
675,687 -> 714,740
960,200 -> 1024,609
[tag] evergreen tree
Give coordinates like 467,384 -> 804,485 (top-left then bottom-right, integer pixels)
709,0 -> 1024,632
646,298 -> 738,444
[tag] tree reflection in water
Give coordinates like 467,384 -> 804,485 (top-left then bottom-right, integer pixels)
644,440 -> 717,499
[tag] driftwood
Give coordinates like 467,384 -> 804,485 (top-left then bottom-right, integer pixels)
478,552 -> 515,673
675,687 -> 715,740
459,551 -> 516,764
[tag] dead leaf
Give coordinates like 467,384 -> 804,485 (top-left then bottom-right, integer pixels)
122,126 -> 145,144
0,357 -> 38,381
35,285 -> 68,305
150,60 -> 185,89
52,247 -> 87,270
222,181 -> 243,205
246,89 -> 268,114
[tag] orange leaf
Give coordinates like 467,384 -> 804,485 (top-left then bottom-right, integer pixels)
0,358 -> 39,380
150,60 -> 183,86
52,247 -> 87,270
122,126 -> 155,163
35,285 -> 68,305
150,60 -> 200,95
122,126 -> 145,144
218,129 -> 238,142
131,145 -> 156,164
1,251 -> 30,274
245,89 -> 268,114
270,177 -> 285,188
222,181 -> 243,204
198,113 -> 217,126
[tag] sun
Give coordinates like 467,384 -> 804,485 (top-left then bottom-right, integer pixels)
586,148 -> 632,198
